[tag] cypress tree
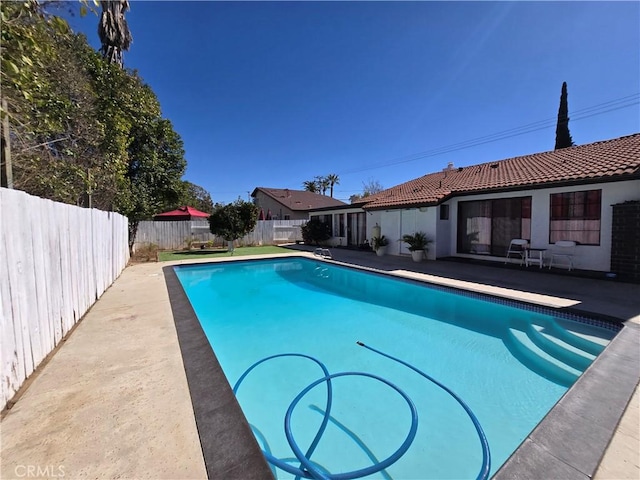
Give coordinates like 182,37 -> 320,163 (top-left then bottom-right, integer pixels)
555,82 -> 574,150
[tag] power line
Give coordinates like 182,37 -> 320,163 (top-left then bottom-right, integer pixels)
339,93 -> 639,176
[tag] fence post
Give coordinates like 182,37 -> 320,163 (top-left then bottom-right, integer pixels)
1,99 -> 13,188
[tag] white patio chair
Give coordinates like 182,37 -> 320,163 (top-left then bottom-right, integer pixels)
313,247 -> 333,259
505,239 -> 528,265
548,241 -> 576,271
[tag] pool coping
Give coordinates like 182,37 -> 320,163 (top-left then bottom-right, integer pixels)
164,254 -> 640,480
494,321 -> 639,479
164,265 -> 275,480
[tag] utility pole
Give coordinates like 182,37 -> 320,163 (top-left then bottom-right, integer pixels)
1,99 -> 13,188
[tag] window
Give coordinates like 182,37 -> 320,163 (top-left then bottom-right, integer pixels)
333,213 -> 345,237
457,197 -> 532,256
440,204 -> 450,220
320,215 -> 333,236
284,215 -> 290,220
550,190 -> 601,245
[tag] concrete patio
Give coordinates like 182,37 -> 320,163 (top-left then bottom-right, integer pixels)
1,248 -> 638,479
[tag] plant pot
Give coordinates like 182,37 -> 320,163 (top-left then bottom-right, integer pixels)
411,250 -> 425,262
375,246 -> 386,256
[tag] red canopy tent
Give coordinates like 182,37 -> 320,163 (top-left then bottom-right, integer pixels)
153,205 -> 210,221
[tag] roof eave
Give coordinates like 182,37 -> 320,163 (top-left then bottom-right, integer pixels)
362,173 -> 639,210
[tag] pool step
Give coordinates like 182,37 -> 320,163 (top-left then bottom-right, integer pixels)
547,318 -> 611,356
504,327 -> 582,387
528,324 -> 596,371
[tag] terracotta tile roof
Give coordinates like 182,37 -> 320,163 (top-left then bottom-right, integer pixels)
363,133 -> 640,210
252,187 -> 347,211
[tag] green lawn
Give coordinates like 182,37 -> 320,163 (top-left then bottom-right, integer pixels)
158,245 -> 292,262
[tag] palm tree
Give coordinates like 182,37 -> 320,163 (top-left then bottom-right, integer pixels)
326,173 -> 340,198
316,176 -> 330,196
302,180 -> 318,193
98,0 -> 132,67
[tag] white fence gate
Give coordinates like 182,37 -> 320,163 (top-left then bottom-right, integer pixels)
0,188 -> 129,410
133,219 -> 305,250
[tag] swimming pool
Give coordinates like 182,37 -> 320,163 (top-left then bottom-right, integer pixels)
172,257 -> 619,479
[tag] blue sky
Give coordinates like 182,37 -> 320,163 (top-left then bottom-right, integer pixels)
65,1 -> 639,205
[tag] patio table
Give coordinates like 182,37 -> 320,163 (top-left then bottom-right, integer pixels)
525,247 -> 546,268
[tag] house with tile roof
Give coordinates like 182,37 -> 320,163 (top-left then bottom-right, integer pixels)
251,187 -> 347,221
310,133 -> 640,274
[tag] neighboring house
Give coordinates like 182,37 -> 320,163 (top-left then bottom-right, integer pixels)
310,133 -> 640,274
251,187 -> 347,220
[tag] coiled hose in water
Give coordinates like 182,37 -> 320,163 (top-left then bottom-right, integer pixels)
233,343 -> 490,480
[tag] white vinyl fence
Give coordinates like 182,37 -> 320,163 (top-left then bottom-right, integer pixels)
133,219 -> 305,251
0,188 -> 129,410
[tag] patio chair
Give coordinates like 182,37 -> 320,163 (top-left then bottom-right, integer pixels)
548,240 -> 576,271
505,239 -> 528,265
313,247 -> 333,259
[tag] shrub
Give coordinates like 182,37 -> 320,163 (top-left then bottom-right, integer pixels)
301,218 -> 332,245
208,199 -> 258,241
401,232 -> 432,252
130,243 -> 159,263
372,235 -> 389,251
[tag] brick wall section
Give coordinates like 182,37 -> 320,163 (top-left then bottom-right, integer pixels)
611,201 -> 640,282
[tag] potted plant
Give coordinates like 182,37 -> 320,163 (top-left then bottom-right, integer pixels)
371,235 -> 389,256
401,231 -> 432,262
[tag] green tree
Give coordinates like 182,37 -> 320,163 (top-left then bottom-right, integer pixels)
84,36 -> 187,247
1,2 -> 188,251
176,181 -> 214,213
2,2 -> 114,206
300,217 -> 332,245
208,199 -> 259,242
124,117 -> 186,245
555,82 -> 574,150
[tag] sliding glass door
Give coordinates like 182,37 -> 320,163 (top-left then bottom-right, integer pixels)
457,197 -> 531,256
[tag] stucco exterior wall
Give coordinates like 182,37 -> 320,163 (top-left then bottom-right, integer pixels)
367,210 -> 383,246
366,180 -> 639,271
444,179 -> 640,272
371,207 -> 438,259
313,178 -> 638,271
436,204 -> 453,258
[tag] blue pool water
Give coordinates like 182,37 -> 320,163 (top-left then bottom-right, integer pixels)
174,257 -> 617,479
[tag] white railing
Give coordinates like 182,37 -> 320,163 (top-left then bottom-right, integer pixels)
0,188 -> 129,410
